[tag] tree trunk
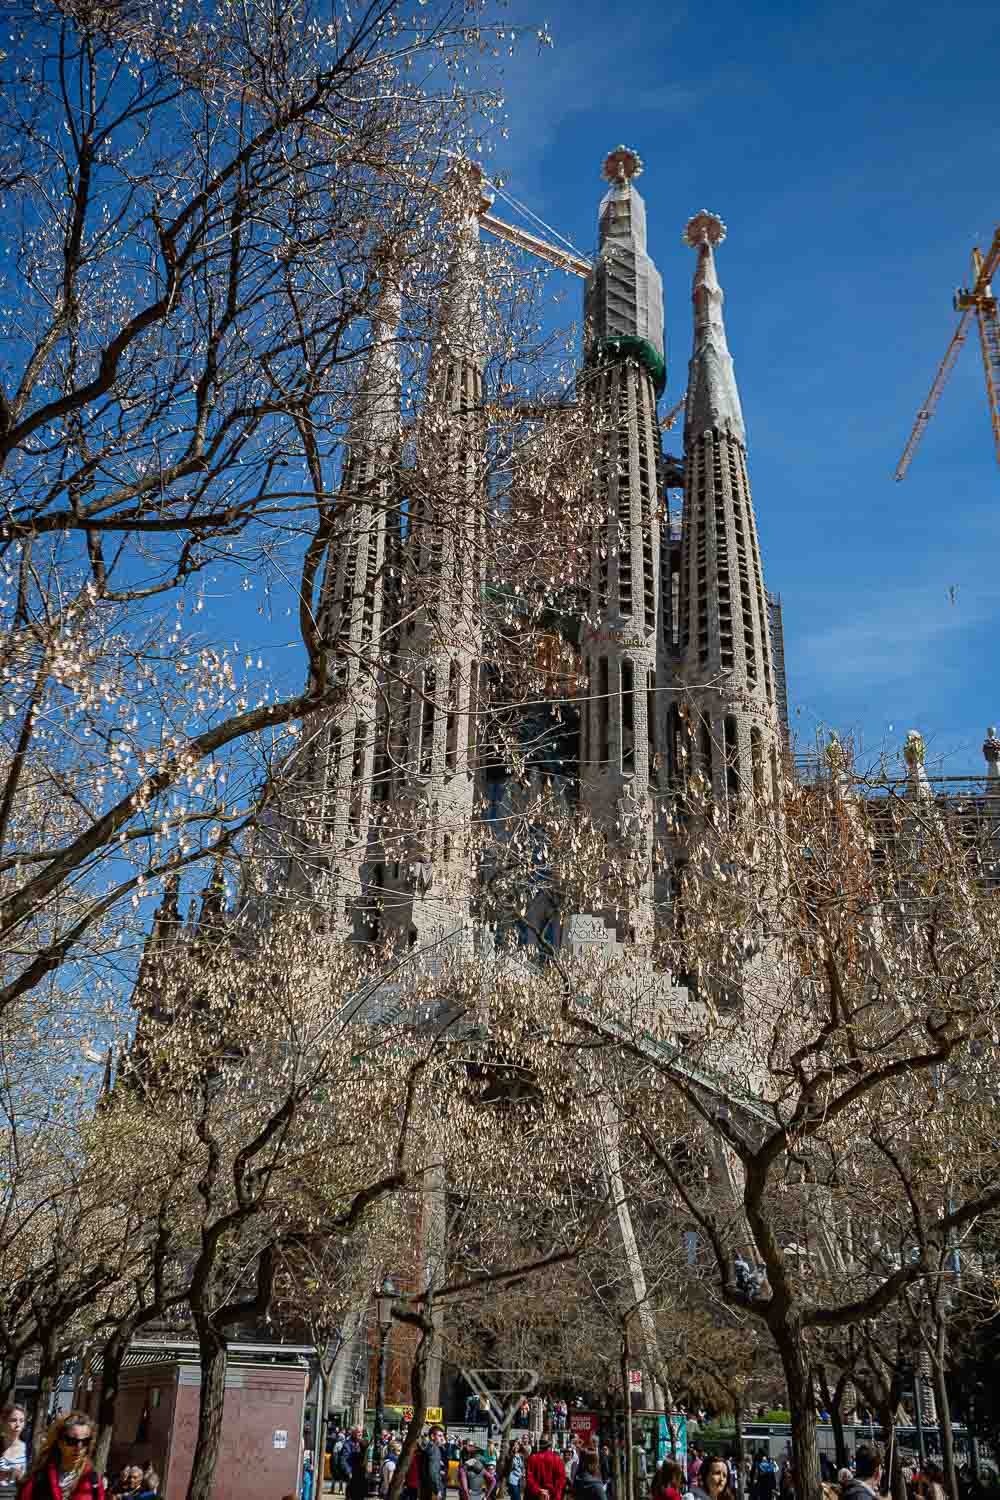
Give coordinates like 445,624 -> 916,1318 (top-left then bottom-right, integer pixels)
622,1333 -> 635,1500
733,1403 -> 745,1499
312,1364 -> 327,1497
876,1402 -> 905,1500
931,1321 -> 958,1500
30,1332 -> 61,1455
95,1330 -> 129,1473
495,1387 -> 535,1500
185,1319 -> 229,1500
385,1316 -> 434,1500
0,1355 -> 19,1408
772,1323 -> 820,1500
831,1374 -> 850,1474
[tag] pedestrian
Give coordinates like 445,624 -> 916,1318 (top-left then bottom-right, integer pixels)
688,1452 -> 703,1491
0,1405 -> 27,1494
526,1434 -> 567,1500
459,1448 -> 488,1500
573,1453 -> 607,1500
756,1455 -> 778,1500
512,1441 -> 533,1500
17,1412 -> 106,1500
347,1442 -> 370,1500
652,1460 -> 685,1500
117,1467 -> 148,1500
381,1442 -> 401,1498
302,1453 -> 315,1500
924,1464 -> 946,1500
632,1442 -> 648,1500
136,1469 -> 160,1500
420,1427 -> 447,1500
839,1447 -> 882,1500
691,1456 -> 735,1500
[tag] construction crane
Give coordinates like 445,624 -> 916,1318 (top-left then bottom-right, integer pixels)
479,209 -> 590,279
659,392 -> 686,432
895,224 -> 1000,480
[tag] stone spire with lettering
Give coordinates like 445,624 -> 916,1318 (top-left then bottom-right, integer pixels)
578,147 -> 665,943
670,212 -> 781,808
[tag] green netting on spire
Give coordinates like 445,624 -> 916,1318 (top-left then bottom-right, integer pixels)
593,335 -> 666,396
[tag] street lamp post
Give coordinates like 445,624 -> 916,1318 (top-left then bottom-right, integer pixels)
370,1276 -> 397,1496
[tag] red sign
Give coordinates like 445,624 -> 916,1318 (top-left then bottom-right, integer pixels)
570,1414 -> 597,1437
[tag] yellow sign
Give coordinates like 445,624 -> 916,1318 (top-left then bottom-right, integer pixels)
399,1405 -> 442,1425
395,1398 -> 440,1422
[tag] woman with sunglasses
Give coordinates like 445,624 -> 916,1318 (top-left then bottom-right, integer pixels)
17,1411 -> 105,1500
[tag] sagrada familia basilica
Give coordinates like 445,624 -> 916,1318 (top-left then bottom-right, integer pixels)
286,146 -> 798,977
264,140 -> 1000,1088
135,145 -> 1000,1417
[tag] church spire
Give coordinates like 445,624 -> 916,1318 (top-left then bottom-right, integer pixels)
585,145 -> 665,371
683,211 -> 744,446
672,211 -> 780,810
578,148 -> 666,946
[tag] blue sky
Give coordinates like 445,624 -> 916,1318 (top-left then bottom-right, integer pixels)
483,0 -> 1000,775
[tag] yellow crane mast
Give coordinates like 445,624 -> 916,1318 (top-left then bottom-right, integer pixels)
895,224 -> 1000,480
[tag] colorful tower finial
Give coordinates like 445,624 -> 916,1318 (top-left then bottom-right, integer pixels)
602,145 -> 644,184
983,725 -> 1000,777
682,210 -> 727,248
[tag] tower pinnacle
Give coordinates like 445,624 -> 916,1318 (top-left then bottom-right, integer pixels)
671,208 -> 779,810
602,145 -> 644,185
683,210 -> 744,446
585,144 -> 664,365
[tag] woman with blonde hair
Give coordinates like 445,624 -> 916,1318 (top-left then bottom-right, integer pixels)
17,1411 -> 105,1500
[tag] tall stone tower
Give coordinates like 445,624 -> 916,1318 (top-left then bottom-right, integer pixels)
667,211 -> 781,807
287,272 -> 402,937
578,147 -> 666,941
376,173 -> 486,952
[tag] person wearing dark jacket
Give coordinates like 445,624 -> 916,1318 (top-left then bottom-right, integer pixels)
347,1441 -> 370,1500
421,1432 -> 447,1500
839,1446 -> 883,1500
572,1453 -> 607,1500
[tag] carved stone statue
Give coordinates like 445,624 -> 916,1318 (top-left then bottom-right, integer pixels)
616,775 -> 647,851
903,729 -> 926,771
824,732 -> 847,775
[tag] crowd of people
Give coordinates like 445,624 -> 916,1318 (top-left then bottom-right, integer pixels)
323,1415 -> 989,1500
0,1406 -> 160,1500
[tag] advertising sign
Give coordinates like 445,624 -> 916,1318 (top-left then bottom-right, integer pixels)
657,1414 -> 687,1468
570,1414 -> 598,1439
